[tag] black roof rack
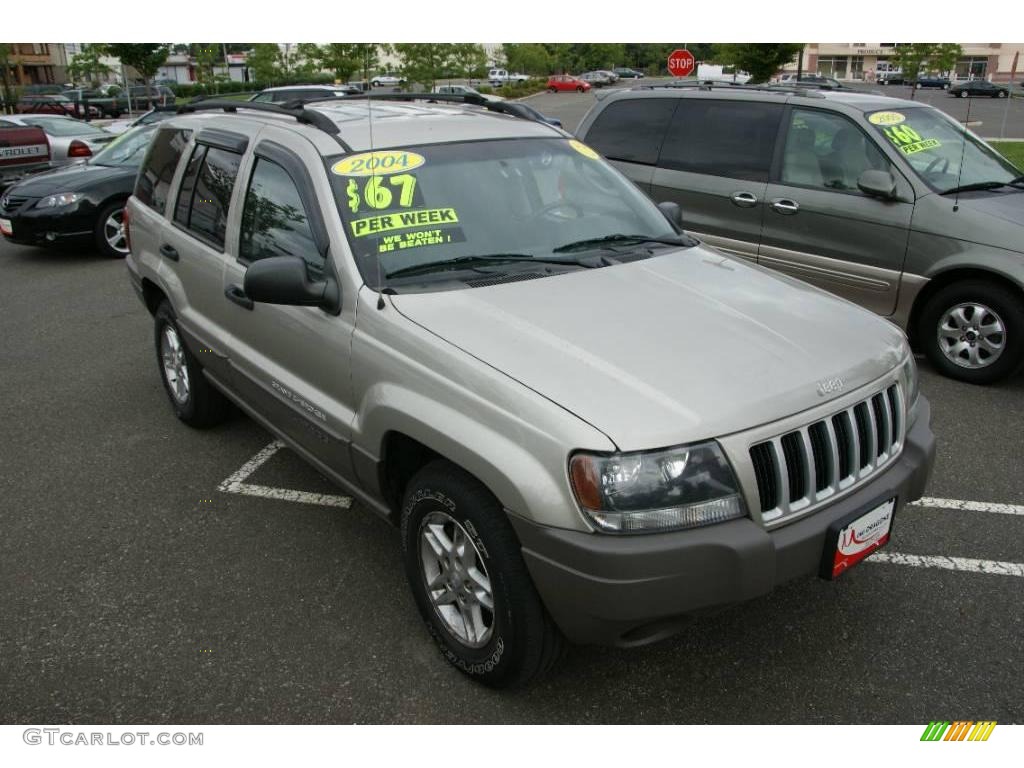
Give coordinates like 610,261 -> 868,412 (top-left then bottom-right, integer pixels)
175,99 -> 353,151
633,82 -> 826,98
295,91 -> 559,125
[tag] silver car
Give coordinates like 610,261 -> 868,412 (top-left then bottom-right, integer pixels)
0,114 -> 115,165
125,97 -> 935,688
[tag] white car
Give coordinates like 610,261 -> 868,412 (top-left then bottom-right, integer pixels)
488,69 -> 530,86
370,73 -> 405,87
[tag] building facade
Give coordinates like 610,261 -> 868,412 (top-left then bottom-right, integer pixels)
2,43 -> 69,85
782,43 -> 1024,82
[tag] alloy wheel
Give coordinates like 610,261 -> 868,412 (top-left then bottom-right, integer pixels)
103,208 -> 129,255
937,302 -> 1006,369
160,325 -> 191,403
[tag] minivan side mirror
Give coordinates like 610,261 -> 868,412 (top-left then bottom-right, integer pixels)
657,201 -> 684,229
243,256 -> 340,314
857,169 -> 898,200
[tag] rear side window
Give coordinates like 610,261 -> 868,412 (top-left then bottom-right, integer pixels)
585,98 -> 676,165
172,145 -> 241,249
135,128 -> 192,214
659,100 -> 783,182
239,158 -> 322,277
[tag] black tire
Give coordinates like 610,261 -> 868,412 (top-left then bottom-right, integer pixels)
153,301 -> 231,427
996,90 -> 1007,98
576,86 -> 584,93
548,87 -> 557,93
917,280 -> 1024,385
94,199 -> 129,258
960,90 -> 968,98
400,460 -> 565,688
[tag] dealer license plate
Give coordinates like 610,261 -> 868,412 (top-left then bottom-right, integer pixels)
825,497 -> 895,579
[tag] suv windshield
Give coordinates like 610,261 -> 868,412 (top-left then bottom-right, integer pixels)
866,106 -> 1020,193
328,138 -> 680,290
90,125 -> 156,166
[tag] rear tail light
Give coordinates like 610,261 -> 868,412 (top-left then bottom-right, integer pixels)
67,140 -> 92,158
123,205 -> 132,252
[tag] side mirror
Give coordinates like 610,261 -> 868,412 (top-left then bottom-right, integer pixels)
657,201 -> 684,229
244,256 -> 340,314
857,169 -> 898,200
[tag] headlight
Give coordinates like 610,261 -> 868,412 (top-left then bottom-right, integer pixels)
899,353 -> 920,413
37,193 -> 84,208
569,441 -> 746,534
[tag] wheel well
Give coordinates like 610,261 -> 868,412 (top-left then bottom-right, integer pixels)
379,432 -> 442,517
140,278 -> 167,316
908,268 -> 1024,345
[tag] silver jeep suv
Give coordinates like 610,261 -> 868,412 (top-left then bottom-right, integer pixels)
125,94 -> 935,688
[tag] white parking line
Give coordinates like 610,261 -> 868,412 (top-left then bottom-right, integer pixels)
217,440 -> 352,509
911,497 -> 1024,516
869,552 -> 1024,578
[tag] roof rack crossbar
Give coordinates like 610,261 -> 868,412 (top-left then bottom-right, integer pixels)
633,82 -> 825,98
299,92 -> 554,124
176,99 -> 354,151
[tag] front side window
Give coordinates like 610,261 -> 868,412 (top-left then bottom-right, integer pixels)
239,158 -> 321,277
585,98 -> 676,166
865,106 -> 1020,192
328,138 -> 681,292
659,99 -> 783,182
135,127 -> 193,214
172,145 -> 241,248
780,109 -> 890,191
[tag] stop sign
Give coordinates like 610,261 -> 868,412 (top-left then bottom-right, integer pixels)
667,48 -> 695,78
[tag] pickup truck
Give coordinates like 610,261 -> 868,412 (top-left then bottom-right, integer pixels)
61,89 -> 124,117
0,124 -> 51,194
488,68 -> 530,86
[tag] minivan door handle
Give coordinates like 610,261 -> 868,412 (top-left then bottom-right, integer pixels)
730,191 -> 759,208
225,284 -> 254,311
159,243 -> 179,261
770,198 -> 800,215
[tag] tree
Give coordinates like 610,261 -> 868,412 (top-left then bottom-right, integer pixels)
352,44 -> 386,84
449,44 -> 488,80
712,43 -> 803,83
0,44 -> 14,112
102,44 -> 171,84
192,44 -> 221,89
931,44 -> 963,75
893,43 -> 963,79
393,43 -> 460,90
247,44 -> 284,83
67,44 -> 113,87
502,43 -> 552,75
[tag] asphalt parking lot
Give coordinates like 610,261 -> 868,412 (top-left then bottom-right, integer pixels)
522,77 -> 1024,138
1,117 -> 1022,723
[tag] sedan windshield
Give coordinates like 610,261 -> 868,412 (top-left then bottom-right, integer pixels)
90,125 -> 156,166
21,116 -> 110,137
866,106 -> 1020,193
328,138 -> 681,291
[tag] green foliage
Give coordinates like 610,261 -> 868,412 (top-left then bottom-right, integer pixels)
246,44 -> 285,83
712,43 -> 803,83
393,43 -> 464,89
501,44 -> 552,75
102,43 -> 171,82
893,43 -> 964,79
991,141 -> 1024,172
488,78 -> 548,99
352,44 -> 386,84
449,44 -> 489,80
67,44 -> 113,87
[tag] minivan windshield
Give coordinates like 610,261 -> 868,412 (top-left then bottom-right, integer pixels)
328,138 -> 683,290
866,106 -> 1020,193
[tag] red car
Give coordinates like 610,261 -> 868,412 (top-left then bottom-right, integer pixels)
16,95 -> 101,119
547,75 -> 591,93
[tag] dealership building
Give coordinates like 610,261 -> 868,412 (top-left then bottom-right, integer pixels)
782,43 -> 1024,82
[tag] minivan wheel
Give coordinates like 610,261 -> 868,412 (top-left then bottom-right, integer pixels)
153,301 -> 231,427
918,281 -> 1024,384
400,460 -> 565,688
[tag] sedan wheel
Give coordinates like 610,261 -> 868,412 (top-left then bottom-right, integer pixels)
997,90 -> 1007,98
103,209 -> 129,255
960,90 -> 968,98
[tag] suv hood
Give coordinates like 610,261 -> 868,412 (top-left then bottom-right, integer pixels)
391,247 -> 906,450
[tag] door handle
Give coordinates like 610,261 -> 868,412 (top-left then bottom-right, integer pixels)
770,198 -> 800,215
730,191 -> 759,208
159,243 -> 179,261
225,284 -> 254,311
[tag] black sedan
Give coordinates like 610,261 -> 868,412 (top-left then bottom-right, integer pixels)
914,74 -> 951,89
0,124 -> 155,258
949,79 -> 1010,98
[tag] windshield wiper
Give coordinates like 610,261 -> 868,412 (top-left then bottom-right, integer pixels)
940,176 -> 1024,195
384,253 -> 592,280
552,233 -> 697,254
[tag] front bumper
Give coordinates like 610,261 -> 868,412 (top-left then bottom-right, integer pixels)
0,198 -> 94,247
512,396 -> 936,646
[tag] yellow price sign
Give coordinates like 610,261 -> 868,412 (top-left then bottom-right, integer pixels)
869,111 -> 906,126
569,140 -> 599,160
332,150 -> 426,177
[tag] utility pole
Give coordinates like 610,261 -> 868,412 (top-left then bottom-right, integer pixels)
797,45 -> 804,80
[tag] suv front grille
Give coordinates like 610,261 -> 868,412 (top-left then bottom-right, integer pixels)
749,383 -> 904,525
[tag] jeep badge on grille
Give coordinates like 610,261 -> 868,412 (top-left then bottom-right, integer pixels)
817,377 -> 845,397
